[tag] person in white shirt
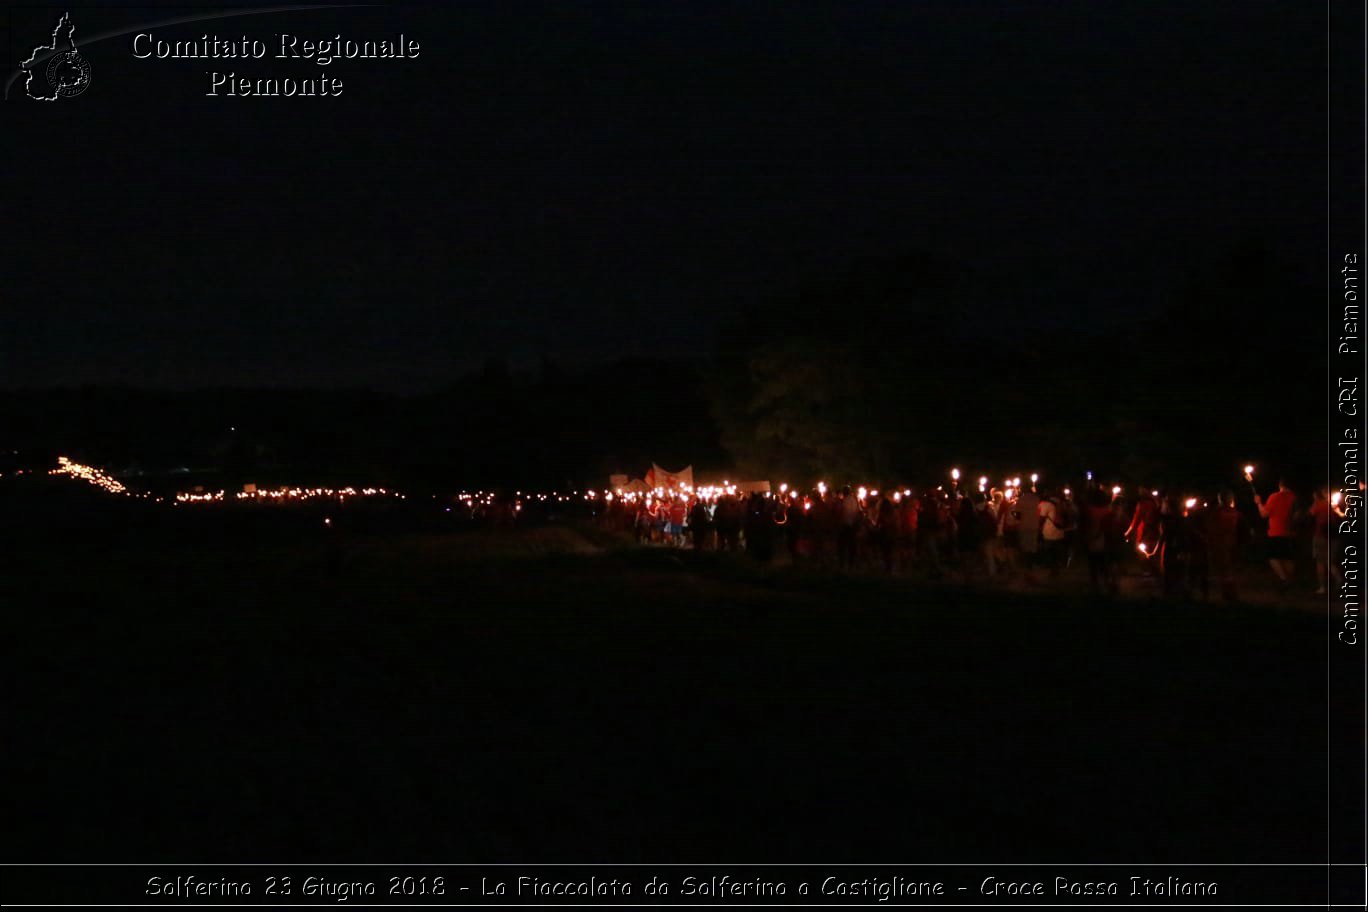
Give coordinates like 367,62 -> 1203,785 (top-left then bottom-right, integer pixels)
1038,490 -> 1069,576
837,486 -> 864,570
1016,488 -> 1041,563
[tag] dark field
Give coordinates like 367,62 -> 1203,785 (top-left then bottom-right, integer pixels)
5,501 -> 1326,863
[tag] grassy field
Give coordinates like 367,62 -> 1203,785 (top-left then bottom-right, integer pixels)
4,504 -> 1326,863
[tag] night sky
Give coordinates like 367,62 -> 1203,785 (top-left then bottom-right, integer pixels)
4,1 -> 1323,389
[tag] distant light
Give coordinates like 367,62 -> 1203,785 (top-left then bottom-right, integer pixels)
951,468 -> 961,481
1112,485 -> 1122,496
1029,473 -> 1039,484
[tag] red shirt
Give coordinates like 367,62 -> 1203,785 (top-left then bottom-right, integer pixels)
1310,499 -> 1330,536
1205,506 -> 1242,552
902,499 -> 920,532
1262,489 -> 1297,538
1083,504 -> 1112,551
1129,498 -> 1159,542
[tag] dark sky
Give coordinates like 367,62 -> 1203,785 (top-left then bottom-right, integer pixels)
3,1 -> 1323,389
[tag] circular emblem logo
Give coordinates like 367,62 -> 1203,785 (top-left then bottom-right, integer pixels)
45,49 -> 91,97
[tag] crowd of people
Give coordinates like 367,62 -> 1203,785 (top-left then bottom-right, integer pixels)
594,476 -> 1343,601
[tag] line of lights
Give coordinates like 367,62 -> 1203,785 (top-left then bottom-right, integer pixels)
46,455 -> 405,506
48,456 -> 149,497
42,454 -> 1280,538
174,485 -> 405,504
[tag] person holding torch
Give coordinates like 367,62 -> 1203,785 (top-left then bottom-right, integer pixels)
1253,477 -> 1297,584
1015,483 -> 1041,574
1123,486 -> 1161,570
1310,486 -> 1339,595
1202,490 -> 1245,603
